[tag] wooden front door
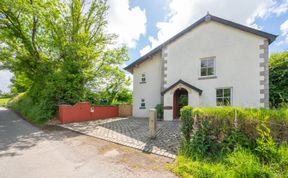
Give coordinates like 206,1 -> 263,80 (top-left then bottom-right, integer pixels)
173,88 -> 188,119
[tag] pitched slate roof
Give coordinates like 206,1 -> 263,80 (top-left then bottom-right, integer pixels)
124,14 -> 277,72
161,79 -> 202,95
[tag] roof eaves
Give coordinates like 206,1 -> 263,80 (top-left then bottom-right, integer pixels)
124,17 -> 206,71
123,45 -> 163,71
210,15 -> 277,44
124,14 -> 277,72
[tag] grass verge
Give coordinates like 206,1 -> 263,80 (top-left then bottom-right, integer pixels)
7,93 -> 51,125
0,98 -> 10,107
169,144 -> 288,178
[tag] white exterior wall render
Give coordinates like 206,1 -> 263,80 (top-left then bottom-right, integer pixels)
132,52 -> 162,117
132,20 -> 268,119
164,21 -> 265,109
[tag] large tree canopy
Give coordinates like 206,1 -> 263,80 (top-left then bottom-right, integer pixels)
0,0 -> 130,122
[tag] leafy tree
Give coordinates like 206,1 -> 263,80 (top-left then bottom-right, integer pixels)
114,88 -> 132,104
91,69 -> 131,104
0,0 -> 130,122
269,51 -> 288,108
9,73 -> 32,94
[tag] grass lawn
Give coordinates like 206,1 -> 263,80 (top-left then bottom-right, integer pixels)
169,147 -> 288,178
0,98 -> 10,107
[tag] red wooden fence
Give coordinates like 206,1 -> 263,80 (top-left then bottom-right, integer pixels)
58,102 -> 119,124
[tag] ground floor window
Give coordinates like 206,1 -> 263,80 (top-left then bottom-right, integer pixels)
216,88 -> 232,106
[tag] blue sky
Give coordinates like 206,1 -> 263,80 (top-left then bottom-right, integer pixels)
0,0 -> 288,92
127,0 -> 169,61
126,0 -> 288,65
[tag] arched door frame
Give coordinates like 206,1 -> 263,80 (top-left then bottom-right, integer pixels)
173,87 -> 189,119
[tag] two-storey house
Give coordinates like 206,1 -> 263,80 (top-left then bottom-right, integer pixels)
124,14 -> 277,120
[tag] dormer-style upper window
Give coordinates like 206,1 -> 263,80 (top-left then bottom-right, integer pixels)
140,74 -> 146,84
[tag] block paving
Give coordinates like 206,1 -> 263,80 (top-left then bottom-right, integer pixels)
60,118 -> 182,158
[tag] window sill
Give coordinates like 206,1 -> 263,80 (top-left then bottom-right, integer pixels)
139,106 -> 146,109
198,75 -> 217,80
139,81 -> 146,84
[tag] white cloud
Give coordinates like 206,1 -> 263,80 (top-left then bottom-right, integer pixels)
249,23 -> 263,30
281,19 -> 288,36
278,19 -> 288,45
269,0 -> 288,16
140,0 -> 286,56
0,70 -> 13,93
107,0 -> 147,48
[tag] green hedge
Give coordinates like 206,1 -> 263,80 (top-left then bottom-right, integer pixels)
191,107 -> 288,142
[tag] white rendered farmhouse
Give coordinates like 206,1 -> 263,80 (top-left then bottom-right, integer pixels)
125,14 -> 277,121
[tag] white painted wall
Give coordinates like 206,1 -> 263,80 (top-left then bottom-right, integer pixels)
165,21 -> 265,108
132,52 -> 162,117
163,92 -> 173,121
132,20 -> 268,119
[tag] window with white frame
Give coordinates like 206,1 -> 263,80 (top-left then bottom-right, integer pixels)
140,98 -> 146,108
216,88 -> 232,106
140,74 -> 146,83
200,57 -> 215,77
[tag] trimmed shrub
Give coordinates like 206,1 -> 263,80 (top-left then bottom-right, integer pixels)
192,107 -> 288,142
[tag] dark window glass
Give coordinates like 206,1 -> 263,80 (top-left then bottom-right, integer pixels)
216,88 -> 231,106
216,89 -> 222,97
141,99 -> 145,107
207,67 -> 214,75
224,89 -> 231,97
201,68 -> 207,76
201,58 -> 215,76
216,98 -> 224,106
141,74 -> 146,83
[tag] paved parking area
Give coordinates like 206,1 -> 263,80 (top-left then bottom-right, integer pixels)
60,118 -> 182,158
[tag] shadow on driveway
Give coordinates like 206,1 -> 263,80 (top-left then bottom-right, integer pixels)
0,107 -> 78,158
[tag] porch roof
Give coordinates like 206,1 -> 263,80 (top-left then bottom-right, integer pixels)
161,79 -> 203,96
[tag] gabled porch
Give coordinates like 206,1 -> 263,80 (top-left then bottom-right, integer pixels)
161,80 -> 202,121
